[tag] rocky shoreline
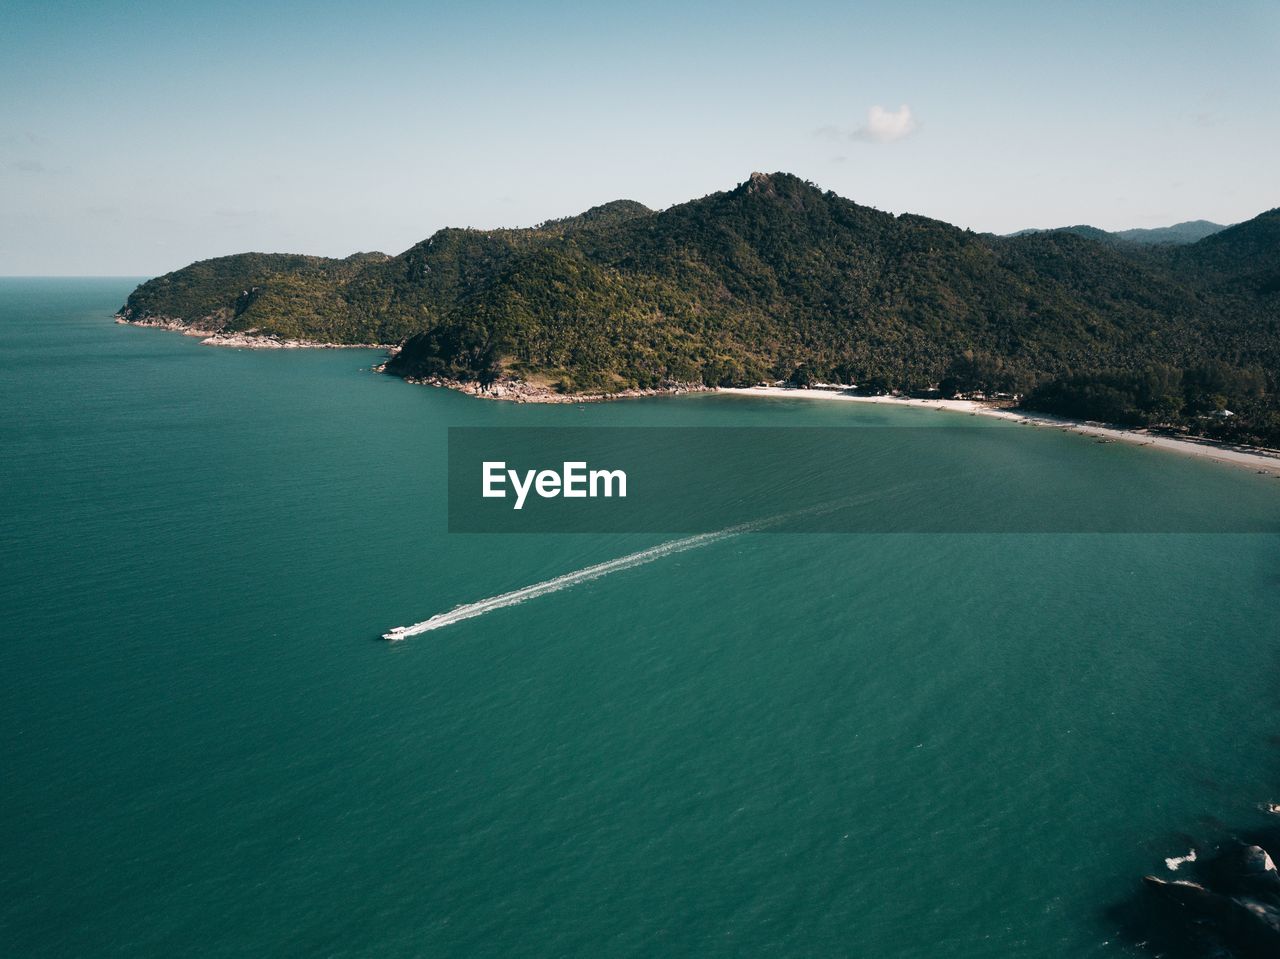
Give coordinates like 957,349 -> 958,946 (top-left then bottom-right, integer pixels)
119,317 -> 710,398
389,372 -> 714,404
114,316 -> 391,350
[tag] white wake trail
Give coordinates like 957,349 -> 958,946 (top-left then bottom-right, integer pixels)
382,524 -> 752,640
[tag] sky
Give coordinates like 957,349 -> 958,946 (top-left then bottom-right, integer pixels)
1,0 -> 1277,275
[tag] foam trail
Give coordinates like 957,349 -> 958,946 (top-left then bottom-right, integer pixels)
382,524 -> 752,640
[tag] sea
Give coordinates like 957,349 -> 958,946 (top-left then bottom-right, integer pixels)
2,278 -> 1278,957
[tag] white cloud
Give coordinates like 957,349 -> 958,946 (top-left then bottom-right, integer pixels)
854,104 -> 917,143
812,105 -> 918,145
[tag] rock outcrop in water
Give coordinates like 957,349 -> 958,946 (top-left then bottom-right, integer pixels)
1143,843 -> 1280,957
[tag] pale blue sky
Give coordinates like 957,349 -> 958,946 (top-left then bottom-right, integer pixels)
1,0 -> 1277,274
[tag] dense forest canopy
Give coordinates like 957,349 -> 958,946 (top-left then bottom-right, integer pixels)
119,173 -> 1280,444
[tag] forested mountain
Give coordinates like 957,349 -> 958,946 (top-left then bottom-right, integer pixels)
118,173 -> 1280,443
1114,220 -> 1227,244
1009,220 -> 1228,245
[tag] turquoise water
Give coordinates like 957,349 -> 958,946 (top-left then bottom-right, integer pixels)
2,278 -> 1279,957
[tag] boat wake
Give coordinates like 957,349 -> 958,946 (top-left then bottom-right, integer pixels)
382,523 -> 754,641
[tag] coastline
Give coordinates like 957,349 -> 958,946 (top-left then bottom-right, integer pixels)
718,386 -> 1280,475
114,316 -> 391,350
114,319 -> 1280,475
390,371 -> 714,404
394,371 -> 1280,475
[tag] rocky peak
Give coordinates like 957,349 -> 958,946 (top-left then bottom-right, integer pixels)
746,172 -> 776,196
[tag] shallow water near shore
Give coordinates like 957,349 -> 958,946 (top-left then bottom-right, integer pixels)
2,278 -> 1279,958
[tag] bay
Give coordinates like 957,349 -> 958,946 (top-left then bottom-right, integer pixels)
2,279 -> 1278,957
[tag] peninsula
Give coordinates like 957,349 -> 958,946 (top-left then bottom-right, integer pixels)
117,173 -> 1280,447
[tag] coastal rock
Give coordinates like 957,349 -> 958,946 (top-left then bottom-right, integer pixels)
116,316 -> 389,351
1195,843 -> 1280,903
402,373 -> 712,404
1145,843 -> 1280,957
1240,845 -> 1278,878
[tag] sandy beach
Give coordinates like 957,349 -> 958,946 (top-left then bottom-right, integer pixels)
718,386 -> 1280,476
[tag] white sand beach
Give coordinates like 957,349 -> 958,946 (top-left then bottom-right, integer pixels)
718,386 -> 1280,475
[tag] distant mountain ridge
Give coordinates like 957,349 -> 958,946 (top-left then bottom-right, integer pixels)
1115,219 -> 1228,244
1007,219 -> 1228,245
117,173 -> 1280,443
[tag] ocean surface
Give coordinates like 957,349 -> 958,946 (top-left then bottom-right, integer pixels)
2,278 -> 1279,958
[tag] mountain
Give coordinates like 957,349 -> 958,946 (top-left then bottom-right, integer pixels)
1007,224 -> 1116,243
118,173 -> 1280,443
1008,220 -> 1228,245
1114,219 -> 1227,244
1171,208 -> 1280,293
